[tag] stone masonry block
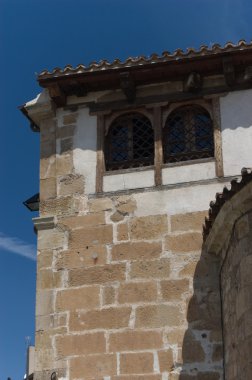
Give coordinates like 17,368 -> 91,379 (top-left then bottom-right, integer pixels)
40,177 -> 56,201
130,258 -> 170,279
58,213 -> 105,230
88,197 -> 113,212
56,154 -> 73,176
120,352 -> 154,375
38,229 -> 66,250
135,304 -> 183,328
58,174 -> 84,196
109,330 -> 163,352
55,245 -> 107,270
117,223 -> 129,241
55,286 -> 100,311
160,279 -> 190,301
70,354 -> 116,379
171,211 -> 207,232
165,232 -> 203,252
63,113 -> 78,125
37,269 -> 62,289
118,281 -> 158,304
69,307 -> 131,331
55,332 -> 106,358
130,215 -> 168,240
68,263 -> 126,286
111,241 -> 162,262
40,156 -> 56,180
69,224 -> 113,247
158,349 -> 174,372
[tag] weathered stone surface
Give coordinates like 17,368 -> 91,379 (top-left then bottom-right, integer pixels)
36,313 -> 67,333
37,269 -> 62,289
58,173 -> 84,196
70,354 -> 116,379
55,332 -> 106,358
58,213 -> 105,230
40,177 -> 56,200
37,250 -> 53,269
118,282 -> 157,304
55,286 -> 100,311
165,328 -> 186,346
38,229 -> 66,250
69,224 -> 113,247
102,286 -> 116,305
120,352 -> 154,374
130,215 -> 168,240
130,259 -> 170,279
112,376 -> 161,380
171,211 -> 207,232
110,211 -> 125,222
165,232 -> 203,252
179,259 -> 198,277
68,263 -> 126,286
112,241 -> 161,262
160,279 -> 190,301
40,156 -> 56,179
36,290 -> 54,316
40,195 -> 80,217
56,154 -> 73,176
115,196 -> 137,214
212,343 -> 223,361
158,349 -> 174,371
135,304 -> 182,328
55,245 -> 107,269
69,307 -> 131,331
88,197 -> 113,212
109,330 -> 162,352
117,223 -> 129,241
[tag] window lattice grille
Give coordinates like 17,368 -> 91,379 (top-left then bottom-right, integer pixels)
163,105 -> 214,163
105,113 -> 154,170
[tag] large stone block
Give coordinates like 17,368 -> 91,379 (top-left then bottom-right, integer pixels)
165,232 -> 203,252
118,281 -> 158,304
130,215 -> 168,240
40,178 -> 56,201
171,211 -> 207,232
120,352 -> 154,374
135,304 -> 183,328
130,259 -> 170,279
111,241 -> 162,262
69,224 -> 113,247
55,332 -> 106,358
158,349 -> 173,371
69,307 -> 131,331
109,330 -> 163,352
88,197 -> 113,212
58,173 -> 84,196
55,245 -> 107,269
70,354 -> 116,379
37,269 -> 62,289
68,263 -> 126,286
117,223 -> 129,241
55,286 -> 100,311
160,279 -> 190,301
56,154 -> 73,176
58,213 -> 105,230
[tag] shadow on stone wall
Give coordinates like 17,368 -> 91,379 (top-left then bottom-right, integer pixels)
178,244 -> 223,380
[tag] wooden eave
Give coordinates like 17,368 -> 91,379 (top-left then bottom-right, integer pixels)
38,49 -> 252,107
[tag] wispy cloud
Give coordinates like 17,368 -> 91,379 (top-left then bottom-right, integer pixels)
0,232 -> 36,261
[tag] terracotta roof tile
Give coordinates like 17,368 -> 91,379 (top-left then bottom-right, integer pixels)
38,40 -> 252,79
203,167 -> 252,241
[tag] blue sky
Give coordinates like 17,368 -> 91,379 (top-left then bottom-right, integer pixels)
0,0 -> 252,378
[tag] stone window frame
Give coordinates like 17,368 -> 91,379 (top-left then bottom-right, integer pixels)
95,98 -> 223,193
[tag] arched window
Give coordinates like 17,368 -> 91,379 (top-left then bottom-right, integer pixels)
105,112 -> 154,171
163,105 -> 214,163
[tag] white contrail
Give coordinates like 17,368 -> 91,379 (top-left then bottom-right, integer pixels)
0,232 -> 36,261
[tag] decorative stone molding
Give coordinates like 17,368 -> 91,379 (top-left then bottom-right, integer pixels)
33,216 -> 55,231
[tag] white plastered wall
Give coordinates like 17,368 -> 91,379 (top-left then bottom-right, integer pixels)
220,89 -> 252,176
73,107 -> 97,194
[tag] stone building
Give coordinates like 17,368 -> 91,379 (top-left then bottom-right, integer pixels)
21,40 -> 252,380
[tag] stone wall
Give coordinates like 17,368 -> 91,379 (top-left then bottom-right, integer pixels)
220,211 -> 252,379
32,106 -> 228,380
205,180 -> 252,380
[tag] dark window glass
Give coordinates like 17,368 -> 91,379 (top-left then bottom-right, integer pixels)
105,113 -> 154,170
163,105 -> 214,163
